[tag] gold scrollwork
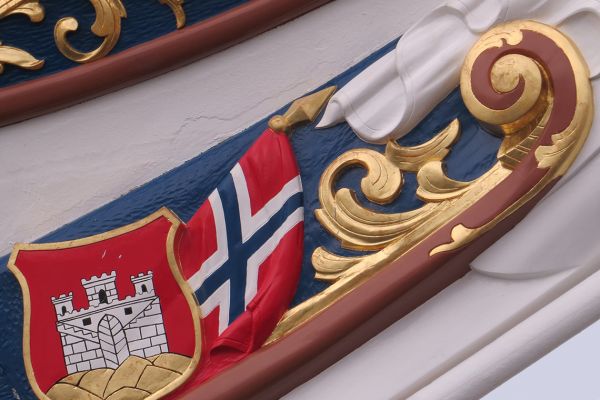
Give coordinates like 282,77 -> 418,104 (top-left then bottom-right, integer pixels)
433,19 -> 593,253
0,0 -> 45,74
160,0 -> 186,29
267,20 -> 593,344
385,119 -> 461,172
54,0 -> 126,64
0,42 -> 44,74
268,118 -> 510,344
314,118 -> 460,253
416,161 -> 472,202
308,119 -> 509,281
1,0 -> 44,22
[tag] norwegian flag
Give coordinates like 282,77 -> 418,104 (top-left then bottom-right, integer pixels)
178,128 -> 304,383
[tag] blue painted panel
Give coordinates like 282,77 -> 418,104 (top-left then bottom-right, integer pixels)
0,38 -> 501,398
0,0 -> 248,87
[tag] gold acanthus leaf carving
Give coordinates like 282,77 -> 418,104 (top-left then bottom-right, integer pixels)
160,0 -> 186,29
0,42 -> 44,74
268,21 -> 594,344
314,118 -> 461,252
385,118 -> 460,172
54,0 -> 127,63
0,0 -> 45,74
416,160 -> 472,202
312,248 -> 363,282
311,118 -> 504,271
0,0 -> 44,22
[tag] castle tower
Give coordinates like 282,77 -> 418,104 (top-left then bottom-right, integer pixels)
81,271 -> 118,307
52,269 -> 169,374
131,271 -> 154,295
51,292 -> 74,318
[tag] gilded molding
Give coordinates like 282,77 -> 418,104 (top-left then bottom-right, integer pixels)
54,0 -> 126,64
0,0 -> 45,74
267,20 -> 593,344
160,0 -> 186,29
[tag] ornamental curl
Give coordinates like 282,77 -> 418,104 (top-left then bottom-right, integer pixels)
54,0 -> 126,63
460,21 -> 593,174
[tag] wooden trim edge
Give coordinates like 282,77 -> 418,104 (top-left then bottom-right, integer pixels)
0,0 -> 332,127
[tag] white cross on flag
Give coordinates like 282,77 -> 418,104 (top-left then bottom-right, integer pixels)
178,128 -> 304,383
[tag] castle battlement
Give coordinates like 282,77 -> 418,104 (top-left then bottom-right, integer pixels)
51,292 -> 73,304
130,271 -> 155,295
131,271 -> 153,282
55,291 -> 156,321
52,269 -> 168,374
52,269 -> 159,320
81,271 -> 116,287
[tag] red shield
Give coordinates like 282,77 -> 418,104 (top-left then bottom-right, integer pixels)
8,209 -> 201,400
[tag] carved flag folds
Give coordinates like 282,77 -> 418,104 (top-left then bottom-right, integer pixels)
179,128 -> 304,384
8,127 -> 303,399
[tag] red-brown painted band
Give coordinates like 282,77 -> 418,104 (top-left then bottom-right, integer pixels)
174,29 -> 577,400
0,0 -> 332,127
465,30 -> 576,229
181,182 -> 558,400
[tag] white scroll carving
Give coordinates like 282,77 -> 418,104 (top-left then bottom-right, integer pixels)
317,0 -> 600,143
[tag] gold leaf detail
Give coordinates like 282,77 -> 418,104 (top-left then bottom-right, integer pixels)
269,86 -> 336,133
0,1 -> 45,74
535,124 -> 579,170
314,120 -> 464,253
0,0 -> 44,22
267,21 -> 593,346
385,118 -> 460,172
316,147 -> 431,251
429,224 -> 479,256
312,247 -> 364,282
54,0 -> 127,63
0,42 -> 44,74
160,0 -> 185,29
46,354 -> 191,400
416,160 -> 472,202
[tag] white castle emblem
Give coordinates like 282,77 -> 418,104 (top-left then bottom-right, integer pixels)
51,270 -> 169,374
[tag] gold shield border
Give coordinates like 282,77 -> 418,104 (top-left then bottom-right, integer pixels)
7,207 -> 202,400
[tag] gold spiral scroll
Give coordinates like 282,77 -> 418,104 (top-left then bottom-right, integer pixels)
432,20 -> 594,254
267,20 -> 593,344
54,0 -> 126,63
160,0 -> 186,29
0,0 -> 45,74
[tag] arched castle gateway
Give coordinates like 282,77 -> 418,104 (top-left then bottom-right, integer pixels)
51,270 -> 168,374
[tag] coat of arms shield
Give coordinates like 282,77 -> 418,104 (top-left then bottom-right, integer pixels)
8,209 -> 201,400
